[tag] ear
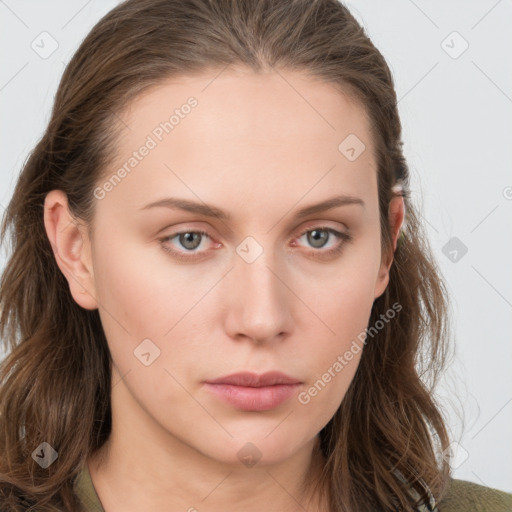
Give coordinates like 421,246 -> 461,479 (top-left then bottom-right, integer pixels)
373,194 -> 405,300
43,189 -> 98,310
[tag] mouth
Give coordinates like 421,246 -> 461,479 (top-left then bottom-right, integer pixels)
203,371 -> 302,412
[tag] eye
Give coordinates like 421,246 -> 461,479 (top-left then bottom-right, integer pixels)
294,226 -> 352,260
159,226 -> 352,262
160,230 -> 218,262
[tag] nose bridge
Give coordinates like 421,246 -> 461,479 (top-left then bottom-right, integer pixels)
227,234 -> 291,341
236,236 -> 283,306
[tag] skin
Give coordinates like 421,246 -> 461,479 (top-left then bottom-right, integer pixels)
44,67 -> 404,512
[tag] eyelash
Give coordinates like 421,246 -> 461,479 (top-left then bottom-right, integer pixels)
159,226 -> 352,262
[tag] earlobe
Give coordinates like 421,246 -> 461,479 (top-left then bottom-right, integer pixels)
373,266 -> 390,301
43,190 -> 98,310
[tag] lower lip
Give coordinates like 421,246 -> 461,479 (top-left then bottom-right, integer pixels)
203,383 -> 301,411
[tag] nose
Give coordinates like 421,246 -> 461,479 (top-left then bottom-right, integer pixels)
224,243 -> 293,344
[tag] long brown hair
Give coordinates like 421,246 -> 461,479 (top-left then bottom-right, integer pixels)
0,0 -> 454,510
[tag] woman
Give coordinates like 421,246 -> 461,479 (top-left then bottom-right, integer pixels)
1,0 -> 511,510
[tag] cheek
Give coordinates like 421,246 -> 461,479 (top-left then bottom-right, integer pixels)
294,305 -> 367,432
92,234 -> 207,334
292,253 -> 378,406
305,282 -> 372,381
91,237 -> 215,380
303,241 -> 378,339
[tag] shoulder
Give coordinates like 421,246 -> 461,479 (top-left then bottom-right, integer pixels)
437,478 -> 512,511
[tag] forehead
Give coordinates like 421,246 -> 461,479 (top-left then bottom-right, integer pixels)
121,67 -> 373,151
98,67 -> 377,218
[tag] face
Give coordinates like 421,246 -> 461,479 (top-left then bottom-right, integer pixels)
45,67 -> 403,469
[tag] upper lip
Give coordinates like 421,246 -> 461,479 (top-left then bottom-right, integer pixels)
205,371 -> 301,387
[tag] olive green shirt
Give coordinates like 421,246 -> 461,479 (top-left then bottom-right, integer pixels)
73,464 -> 512,511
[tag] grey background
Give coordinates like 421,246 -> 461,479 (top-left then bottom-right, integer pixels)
1,0 -> 511,492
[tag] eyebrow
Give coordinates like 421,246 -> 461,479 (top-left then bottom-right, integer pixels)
139,194 -> 365,220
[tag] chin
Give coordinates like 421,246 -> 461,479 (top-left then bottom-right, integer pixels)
199,429 -> 312,468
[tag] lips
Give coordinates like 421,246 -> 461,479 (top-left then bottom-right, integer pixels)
203,371 -> 302,411
205,371 -> 302,387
